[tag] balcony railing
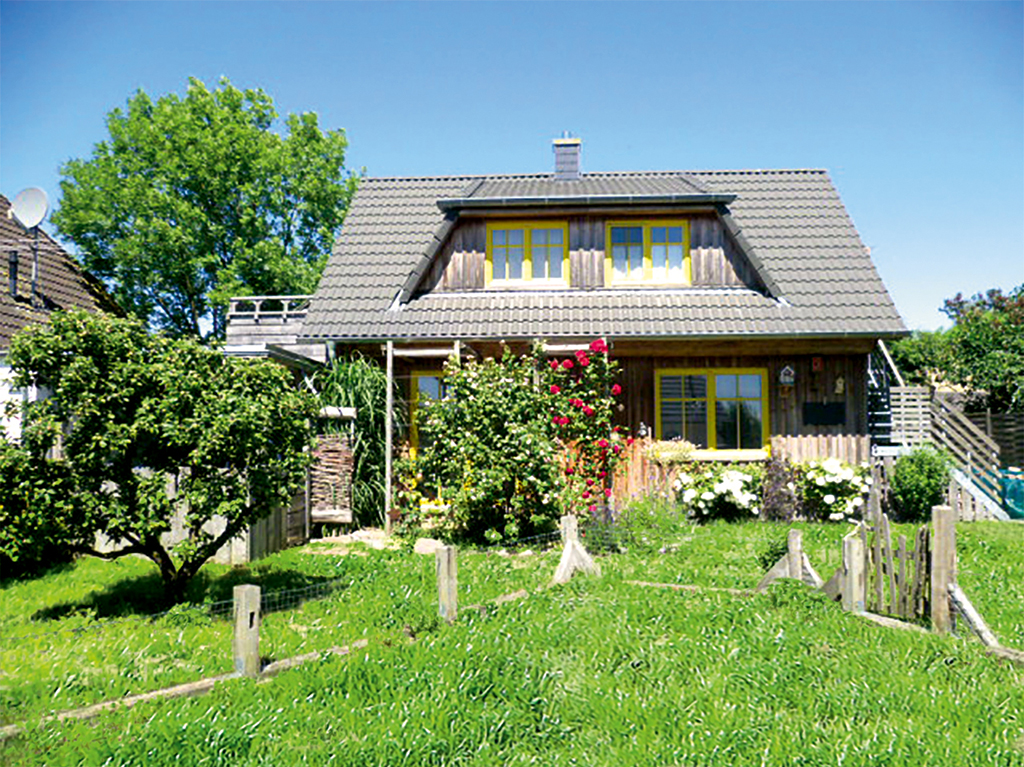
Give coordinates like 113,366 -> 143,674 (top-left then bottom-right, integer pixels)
227,295 -> 312,325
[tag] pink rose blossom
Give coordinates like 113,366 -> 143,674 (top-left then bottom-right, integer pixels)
565,467 -> 574,475
588,504 -> 597,513
562,359 -> 574,370
586,478 -> 594,486
583,406 -> 595,416
579,356 -> 590,367
589,339 -> 608,354
611,384 -> 622,395
550,384 -> 560,394
604,488 -> 613,498
612,444 -> 622,454
597,438 -> 609,448
598,471 -> 607,478
549,359 -> 559,370
626,437 -> 635,446
582,491 -> 591,499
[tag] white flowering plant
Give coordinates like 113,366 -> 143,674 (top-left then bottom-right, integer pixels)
673,463 -> 764,522
797,458 -> 869,522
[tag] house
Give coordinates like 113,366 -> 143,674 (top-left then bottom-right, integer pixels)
230,137 -> 909,516
0,193 -> 119,440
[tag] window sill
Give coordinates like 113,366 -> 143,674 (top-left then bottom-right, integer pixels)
485,281 -> 570,289
688,449 -> 768,462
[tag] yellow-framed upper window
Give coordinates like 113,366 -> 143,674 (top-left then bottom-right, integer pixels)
410,371 -> 446,457
604,220 -> 691,285
654,368 -> 768,450
485,221 -> 570,286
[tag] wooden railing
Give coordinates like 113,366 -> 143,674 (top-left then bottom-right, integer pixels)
227,295 -> 312,324
890,386 -> 931,446
929,396 -> 1002,508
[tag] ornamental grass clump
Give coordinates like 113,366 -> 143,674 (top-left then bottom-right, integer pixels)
675,463 -> 764,522
798,458 -> 869,522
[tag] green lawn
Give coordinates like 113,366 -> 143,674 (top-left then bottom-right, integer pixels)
2,521 -> 1023,766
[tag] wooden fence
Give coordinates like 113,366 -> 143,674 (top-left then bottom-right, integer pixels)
965,411 -> 1024,469
930,396 -> 1002,507
770,434 -> 872,464
890,386 -> 931,446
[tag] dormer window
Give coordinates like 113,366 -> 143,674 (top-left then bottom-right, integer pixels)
486,221 -> 569,286
605,220 -> 690,285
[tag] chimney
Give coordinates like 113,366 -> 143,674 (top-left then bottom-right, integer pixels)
553,134 -> 581,181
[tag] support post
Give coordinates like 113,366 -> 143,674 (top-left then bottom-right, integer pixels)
931,504 -> 956,633
384,340 -> 394,533
437,545 -> 458,623
233,585 -> 261,677
561,513 -> 578,545
787,529 -> 803,580
842,531 -> 865,613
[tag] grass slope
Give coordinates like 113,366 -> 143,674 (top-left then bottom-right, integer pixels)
2,522 -> 1023,765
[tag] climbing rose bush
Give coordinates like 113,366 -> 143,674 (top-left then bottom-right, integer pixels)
413,340 -> 625,544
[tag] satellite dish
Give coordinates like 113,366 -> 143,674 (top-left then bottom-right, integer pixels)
11,187 -> 49,229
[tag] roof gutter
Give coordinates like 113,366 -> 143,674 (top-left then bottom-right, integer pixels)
437,192 -> 737,212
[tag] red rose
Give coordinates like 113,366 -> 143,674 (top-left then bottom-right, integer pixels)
612,444 -> 622,454
604,488 -> 613,498
579,356 -> 590,367
551,415 -> 560,424
566,467 -> 574,475
589,339 -> 607,353
586,478 -> 594,486
626,437 -> 635,446
562,359 -> 574,370
549,359 -> 559,370
550,384 -> 560,394
583,406 -> 595,416
582,491 -> 591,499
611,384 -> 622,395
575,349 -> 586,359
598,471 -> 607,478
560,416 -> 570,425
597,438 -> 609,448
588,504 -> 597,513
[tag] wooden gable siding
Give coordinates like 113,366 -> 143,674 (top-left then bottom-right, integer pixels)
421,214 -> 761,294
613,351 -> 868,440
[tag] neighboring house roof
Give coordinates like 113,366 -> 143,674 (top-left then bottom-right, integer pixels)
0,194 -> 118,350
302,169 -> 906,342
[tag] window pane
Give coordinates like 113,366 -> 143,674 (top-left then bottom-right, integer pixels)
651,226 -> 666,243
548,228 -> 563,245
508,247 -> 523,279
549,249 -> 562,279
739,374 -> 762,399
668,244 -> 684,271
629,244 -> 643,280
661,375 -> 683,400
740,401 -> 763,449
683,375 -> 706,399
532,245 -> 547,280
493,251 -> 506,280
508,229 -> 524,246
627,227 -> 642,244
651,244 -> 667,272
661,400 -> 683,440
533,228 -> 549,246
613,245 -> 628,279
611,227 -> 628,245
494,230 -> 506,246
418,376 -> 441,401
716,374 -> 738,399
716,400 -> 739,450
685,401 -> 708,448
668,226 -> 683,242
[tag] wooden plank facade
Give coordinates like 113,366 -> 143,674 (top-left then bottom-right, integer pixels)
422,212 -> 763,293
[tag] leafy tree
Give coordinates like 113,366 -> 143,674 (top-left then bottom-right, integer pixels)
52,77 -> 359,340
888,330 -> 950,387
941,285 -> 1024,412
4,310 -> 316,599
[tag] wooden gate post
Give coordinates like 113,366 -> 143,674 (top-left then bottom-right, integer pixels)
437,545 -> 458,623
931,504 -> 956,633
842,530 -> 865,613
787,529 -> 803,579
561,513 -> 578,545
233,585 -> 261,677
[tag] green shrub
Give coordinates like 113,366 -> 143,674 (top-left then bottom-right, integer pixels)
890,446 -> 951,522
675,463 -> 764,523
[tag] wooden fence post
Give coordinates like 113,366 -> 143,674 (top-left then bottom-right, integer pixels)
787,529 -> 803,580
437,545 -> 458,623
931,504 -> 956,633
842,530 -> 865,613
233,585 -> 261,678
561,513 -> 578,545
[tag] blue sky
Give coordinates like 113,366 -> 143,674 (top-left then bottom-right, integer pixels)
2,1 -> 1021,330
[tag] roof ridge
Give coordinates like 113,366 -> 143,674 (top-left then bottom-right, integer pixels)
363,168 -> 830,182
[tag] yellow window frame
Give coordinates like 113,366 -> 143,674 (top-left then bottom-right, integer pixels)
409,371 -> 446,458
485,221 -> 570,286
654,367 -> 769,449
604,220 -> 692,286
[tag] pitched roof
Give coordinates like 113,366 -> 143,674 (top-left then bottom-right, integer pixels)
302,169 -> 906,342
0,195 -> 118,350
